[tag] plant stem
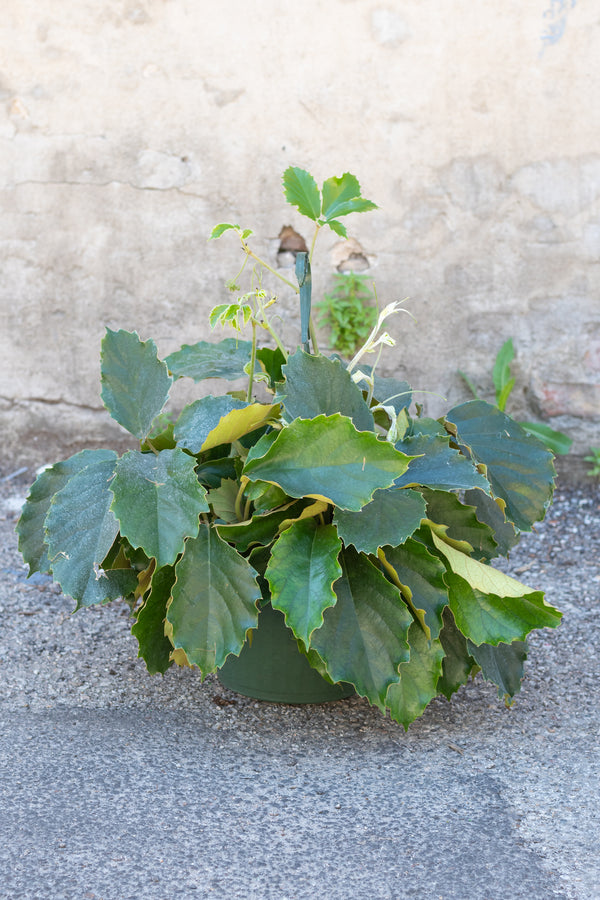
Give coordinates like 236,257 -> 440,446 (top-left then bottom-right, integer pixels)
234,480 -> 247,522
247,320 -> 257,402
241,242 -> 299,292
309,223 -> 321,263
143,437 -> 160,457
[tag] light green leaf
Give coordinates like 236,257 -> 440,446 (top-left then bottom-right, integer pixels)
467,638 -> 528,701
386,622 -> 445,730
207,479 -> 240,523
166,525 -> 260,676
45,454 -> 138,608
110,449 -> 208,568
445,571 -> 561,646
283,166 -> 321,220
266,518 -> 342,646
209,223 -> 240,239
310,547 -> 412,709
174,396 -> 269,454
521,422 -> 572,455
244,480 -> 289,513
100,329 -> 172,440
243,414 -> 413,511
492,338 -> 514,409
131,565 -> 176,674
445,400 -> 555,531
281,350 -> 374,431
166,338 -> 252,382
381,538 -> 448,639
321,173 -> 378,221
325,218 -> 348,238
17,449 -> 115,576
333,487 -> 425,554
394,431 -> 490,492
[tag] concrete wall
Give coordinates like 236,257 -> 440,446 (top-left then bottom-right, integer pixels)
1,0 -> 599,470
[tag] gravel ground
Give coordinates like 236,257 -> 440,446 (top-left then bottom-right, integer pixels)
0,465 -> 599,900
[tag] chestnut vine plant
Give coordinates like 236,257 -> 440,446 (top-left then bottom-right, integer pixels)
17,167 -> 561,729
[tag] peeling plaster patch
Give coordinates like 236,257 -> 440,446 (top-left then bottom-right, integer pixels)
438,157 -> 506,217
371,8 -> 410,47
331,238 -> 374,272
511,158 -> 600,217
135,149 -> 200,189
204,83 -> 245,107
530,379 -> 600,419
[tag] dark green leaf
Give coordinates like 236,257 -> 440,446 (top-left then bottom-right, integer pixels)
216,500 -> 307,552
445,400 -> 556,531
17,449 -> 115,576
467,639 -> 528,701
166,525 -> 260,676
110,449 -> 208,568
256,346 -> 286,390
437,607 -> 477,700
282,166 -> 321,220
166,338 -> 252,382
395,431 -> 490,492
131,565 -> 176,674
243,414 -> 413,511
310,547 -> 412,710
266,518 -> 342,646
463,489 -> 519,558
445,571 -> 561,646
100,329 -> 172,440
386,622 -> 445,729
382,538 -> 448,639
45,454 -> 137,608
420,488 -> 498,561
281,351 -> 374,431
334,487 -> 425,554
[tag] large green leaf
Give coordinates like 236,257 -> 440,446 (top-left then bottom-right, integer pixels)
445,400 -> 555,531
421,489 -> 499,561
321,173 -> 378,224
394,431 -> 490,492
386,622 -> 445,729
381,538 -> 448,639
467,639 -> 528,701
166,526 -> 260,677
243,414 -> 413,511
445,571 -> 561,646
463,489 -> 519,558
281,350 -> 374,431
266,518 -> 342,646
521,421 -> 573,455
174,397 -> 275,454
45,454 -> 137,608
437,607 -> 477,700
310,547 -> 412,709
131,565 -> 176,674
282,166 -> 321,220
110,449 -> 208,568
100,329 -> 172,440
165,338 -> 252,382
17,449 -> 115,576
216,500 -> 307,552
333,487 -> 425,554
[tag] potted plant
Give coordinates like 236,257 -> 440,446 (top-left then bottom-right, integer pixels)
17,167 -> 561,728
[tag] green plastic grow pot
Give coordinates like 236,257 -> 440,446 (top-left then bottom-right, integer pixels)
217,601 -> 355,704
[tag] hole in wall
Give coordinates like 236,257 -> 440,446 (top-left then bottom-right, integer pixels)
331,238 -> 373,273
276,225 -> 308,268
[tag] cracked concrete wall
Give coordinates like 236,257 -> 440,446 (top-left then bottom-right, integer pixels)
1,0 -> 599,469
